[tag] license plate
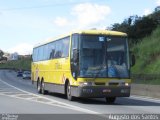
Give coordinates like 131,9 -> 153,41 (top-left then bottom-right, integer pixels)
103,89 -> 111,93
121,89 -> 128,93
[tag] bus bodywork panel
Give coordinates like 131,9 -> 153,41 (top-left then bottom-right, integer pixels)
31,29 -> 131,99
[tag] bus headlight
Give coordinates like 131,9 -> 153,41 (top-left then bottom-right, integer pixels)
79,82 -> 93,86
125,83 -> 129,86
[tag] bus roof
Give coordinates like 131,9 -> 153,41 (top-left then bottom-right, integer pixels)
76,29 -> 127,36
34,30 -> 127,48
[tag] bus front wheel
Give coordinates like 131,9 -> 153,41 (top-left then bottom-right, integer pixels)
105,97 -> 116,104
67,82 -> 74,101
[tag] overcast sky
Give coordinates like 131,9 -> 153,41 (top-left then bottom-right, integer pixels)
0,0 -> 160,55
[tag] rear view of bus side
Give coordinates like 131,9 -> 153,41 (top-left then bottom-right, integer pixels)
31,30 -> 134,103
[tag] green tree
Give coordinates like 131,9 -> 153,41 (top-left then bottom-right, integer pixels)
0,50 -> 4,59
110,14 -> 157,45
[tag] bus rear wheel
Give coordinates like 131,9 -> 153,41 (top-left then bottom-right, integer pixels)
67,82 -> 74,101
41,81 -> 47,95
105,97 -> 116,104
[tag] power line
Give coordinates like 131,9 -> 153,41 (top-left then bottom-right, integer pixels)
0,3 -> 76,11
0,0 -> 101,11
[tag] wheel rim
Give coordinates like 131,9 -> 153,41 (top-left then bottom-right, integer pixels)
42,82 -> 45,94
37,81 -> 41,92
67,84 -> 71,97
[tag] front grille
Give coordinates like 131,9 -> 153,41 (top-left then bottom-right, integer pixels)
95,82 -> 105,85
109,82 -> 119,86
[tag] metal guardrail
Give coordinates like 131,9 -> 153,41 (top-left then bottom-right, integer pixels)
132,74 -> 160,80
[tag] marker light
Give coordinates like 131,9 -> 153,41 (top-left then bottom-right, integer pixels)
79,82 -> 93,86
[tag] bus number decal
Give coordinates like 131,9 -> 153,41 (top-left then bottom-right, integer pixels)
55,63 -> 62,70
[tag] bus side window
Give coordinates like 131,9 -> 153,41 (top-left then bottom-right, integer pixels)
62,37 -> 70,58
49,42 -> 56,59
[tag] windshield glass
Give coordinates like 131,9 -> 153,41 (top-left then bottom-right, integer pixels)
79,35 -> 129,78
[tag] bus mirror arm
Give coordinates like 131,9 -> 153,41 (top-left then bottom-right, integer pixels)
31,55 -> 33,61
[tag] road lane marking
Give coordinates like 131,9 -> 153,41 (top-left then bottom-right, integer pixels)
0,79 -> 105,116
131,95 -> 160,103
10,94 -> 34,97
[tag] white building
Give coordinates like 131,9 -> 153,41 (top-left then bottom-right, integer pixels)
8,52 -> 19,61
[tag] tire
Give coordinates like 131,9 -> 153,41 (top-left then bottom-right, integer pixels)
106,97 -> 116,104
37,80 -> 42,94
66,82 -> 74,101
41,81 -> 47,95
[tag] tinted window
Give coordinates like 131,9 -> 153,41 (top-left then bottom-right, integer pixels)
62,37 -> 70,58
33,36 -> 70,61
71,34 -> 79,79
38,46 -> 44,61
49,42 -> 56,59
32,49 -> 36,62
43,44 -> 49,60
55,40 -> 63,58
33,48 -> 39,62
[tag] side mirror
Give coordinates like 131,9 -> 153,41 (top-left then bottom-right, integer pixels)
130,53 -> 135,67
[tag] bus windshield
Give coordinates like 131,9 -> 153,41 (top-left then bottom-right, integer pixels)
79,35 -> 129,78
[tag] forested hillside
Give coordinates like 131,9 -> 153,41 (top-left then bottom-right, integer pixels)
109,10 -> 160,74
132,26 -> 160,74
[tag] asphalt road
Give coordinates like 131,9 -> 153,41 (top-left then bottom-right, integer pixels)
0,69 -> 160,120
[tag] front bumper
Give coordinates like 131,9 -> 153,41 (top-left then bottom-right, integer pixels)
71,85 -> 130,98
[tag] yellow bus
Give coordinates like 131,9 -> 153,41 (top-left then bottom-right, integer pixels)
31,30 -> 135,103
